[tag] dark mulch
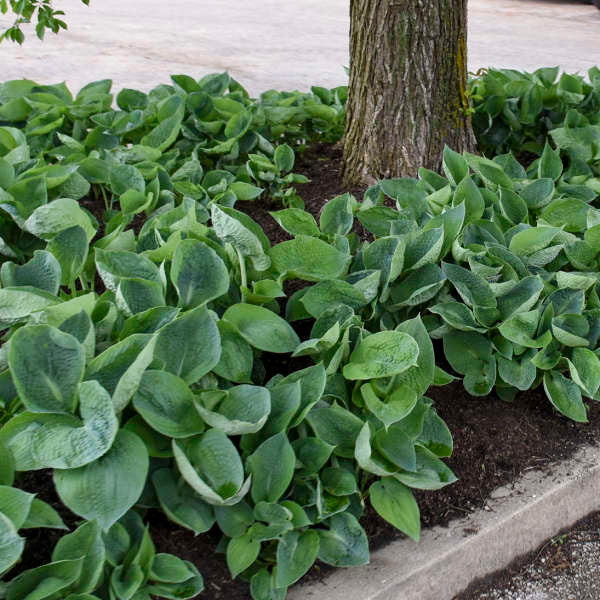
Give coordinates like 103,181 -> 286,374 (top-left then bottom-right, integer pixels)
10,145 -> 600,600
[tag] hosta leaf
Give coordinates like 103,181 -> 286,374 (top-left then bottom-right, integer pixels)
389,264 -> 446,307
317,513 -> 369,567
497,354 -> 537,391
343,331 -> 419,380
567,347 -> 600,398
150,553 -> 196,584
24,198 -> 96,242
9,325 -> 85,414
52,520 -> 105,593
133,371 -> 205,438
430,302 -> 486,332
453,175 -> 485,224
152,468 -> 215,535
21,498 -> 66,530
212,321 -> 253,383
170,239 -> 229,308
95,249 -> 161,294
442,146 -> 469,186
442,262 -> 497,309
248,432 -> 295,503
543,370 -> 588,422
194,385 -> 270,435
0,250 -> 61,295
110,164 -> 145,195
0,511 -> 24,576
146,561 -> 204,599
301,280 -> 367,318
394,446 -> 457,490
86,333 -> 157,412
404,226 -> 444,270
320,193 -> 355,236
269,235 -> 350,281
538,141 -> 563,181
223,303 -> 299,353
374,422 -> 417,470
0,287 -> 59,328
226,532 -> 260,579
370,478 -> 420,541
552,314 -> 590,347
497,276 -> 544,321
0,486 -> 34,530
173,430 -> 249,506
0,381 -> 117,470
153,306 -> 221,383
269,208 -> 320,237
211,204 -> 270,271
361,383 -> 418,430
55,430 -> 148,531
277,362 -> 326,427
6,558 -> 83,599
275,530 -> 320,587
116,277 -> 165,316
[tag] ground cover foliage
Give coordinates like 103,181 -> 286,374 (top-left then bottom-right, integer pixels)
0,66 -> 598,600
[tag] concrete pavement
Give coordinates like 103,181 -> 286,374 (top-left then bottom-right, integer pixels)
0,0 -> 599,95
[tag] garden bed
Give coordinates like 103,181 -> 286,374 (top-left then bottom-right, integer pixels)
12,144 -> 600,600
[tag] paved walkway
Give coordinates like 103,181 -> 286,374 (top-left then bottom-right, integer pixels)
0,0 -> 599,95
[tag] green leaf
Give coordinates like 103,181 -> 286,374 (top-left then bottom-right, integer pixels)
24,198 -> 96,242
54,430 -> 149,531
508,226 -> 561,257
543,371 -> 588,422
86,333 -> 157,412
229,181 -> 263,201
223,303 -> 299,353
141,114 -> 183,151
343,331 -> 419,380
442,262 -> 497,309
150,553 -> 195,584
0,250 -> 61,295
276,530 -> 319,587
21,498 -> 67,530
320,193 -> 355,236
306,404 -> 363,451
52,520 -> 105,593
394,446 -> 457,490
430,302 -> 486,333
95,249 -> 162,294
173,430 -> 249,506
248,432 -> 295,503
110,164 -> 145,195
269,208 -> 320,237
567,347 -> 600,398
274,144 -> 295,172
317,513 -> 369,567
153,306 -> 221,383
133,370 -> 205,438
442,146 -> 469,186
370,478 -> 420,541
301,280 -> 367,319
6,558 -> 83,600
194,385 -> 270,435
361,383 -> 418,430
153,468 -> 215,535
47,226 -> 89,286
0,287 -> 59,328
226,532 -> 260,579
0,511 -> 23,576
538,141 -> 563,181
270,235 -> 350,281
0,380 -> 117,470
212,321 -> 253,383
0,485 -> 34,530
9,325 -> 85,414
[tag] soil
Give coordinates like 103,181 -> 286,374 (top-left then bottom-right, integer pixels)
10,145 -> 600,600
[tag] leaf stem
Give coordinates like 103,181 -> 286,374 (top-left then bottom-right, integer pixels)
237,248 -> 247,303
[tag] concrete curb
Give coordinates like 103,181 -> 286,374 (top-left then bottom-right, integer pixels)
289,444 -> 600,600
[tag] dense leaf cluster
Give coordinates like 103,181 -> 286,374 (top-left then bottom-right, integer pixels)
0,70 -> 598,600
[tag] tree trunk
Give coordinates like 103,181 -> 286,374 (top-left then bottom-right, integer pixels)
342,0 -> 476,185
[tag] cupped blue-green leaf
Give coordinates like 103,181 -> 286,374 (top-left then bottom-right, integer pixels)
21,498 -> 67,530
269,208 -> 320,237
146,560 -> 204,599
497,354 -> 537,391
370,478 -> 420,541
194,385 -> 270,435
86,333 -> 157,412
110,164 -> 145,195
153,306 -> 221,383
248,432 -> 295,504
343,331 -> 419,380
300,280 -> 367,319
52,520 -> 105,594
133,370 -> 205,438
211,204 -> 271,271
6,558 -> 83,599
116,277 -> 165,316
276,530 -> 320,587
0,486 -> 34,530
394,446 -> 457,490
543,370 -> 588,422
0,250 -> 61,295
430,302 -> 486,333
152,468 -> 215,535
567,347 -> 600,398
277,362 -> 326,427
0,511 -> 24,576
223,303 -> 299,353
508,226 -> 561,257
0,381 -> 117,470
170,239 -> 230,309
389,264 -> 446,307
361,383 -> 418,430
404,226 -> 444,271
497,276 -> 544,321
538,141 -> 563,181
305,403 -> 363,452
0,287 -> 59,328
95,249 -> 161,294
9,324 -> 85,414
320,193 -> 355,236
317,513 -> 369,567
552,314 -> 590,347
54,430 -> 149,531
173,430 -> 250,506
442,146 -> 469,186
24,198 -> 96,242
442,262 -> 497,309
269,235 -> 350,282
212,321 -> 253,383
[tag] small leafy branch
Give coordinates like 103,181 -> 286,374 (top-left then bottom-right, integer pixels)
0,0 -> 89,44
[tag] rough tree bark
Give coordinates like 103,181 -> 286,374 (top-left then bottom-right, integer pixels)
342,0 -> 476,185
